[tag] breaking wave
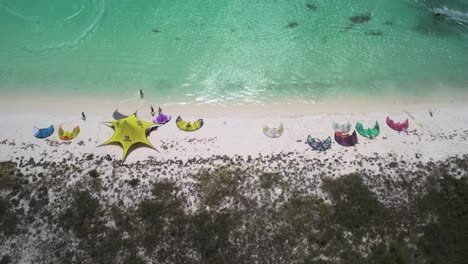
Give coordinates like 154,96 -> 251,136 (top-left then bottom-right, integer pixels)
0,0 -> 105,53
433,6 -> 468,26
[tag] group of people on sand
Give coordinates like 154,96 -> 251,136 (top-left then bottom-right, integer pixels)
140,89 -> 164,117
81,89 -> 163,122
150,105 -> 162,117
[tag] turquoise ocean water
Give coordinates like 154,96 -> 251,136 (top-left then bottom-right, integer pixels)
0,0 -> 467,104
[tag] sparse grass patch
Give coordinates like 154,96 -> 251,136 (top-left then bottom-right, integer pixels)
2,156 -> 468,263
418,175 -> 468,264
59,190 -> 100,239
125,178 -> 140,187
0,162 -> 19,191
191,210 -> 236,263
0,255 -> 11,264
0,197 -> 18,236
139,181 -> 186,248
454,158 -> 468,171
88,169 -> 100,178
259,172 -> 282,189
0,161 -> 16,176
323,174 -> 387,238
368,241 -> 412,264
198,167 -> 245,209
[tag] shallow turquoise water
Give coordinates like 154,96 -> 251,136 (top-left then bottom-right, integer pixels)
0,0 -> 467,104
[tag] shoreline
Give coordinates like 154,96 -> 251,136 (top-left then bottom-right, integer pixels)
1,93 -> 466,117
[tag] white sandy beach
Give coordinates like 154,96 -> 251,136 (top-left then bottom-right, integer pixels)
1,96 -> 468,264
1,96 -> 468,173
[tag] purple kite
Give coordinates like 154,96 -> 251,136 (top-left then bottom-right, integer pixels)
154,113 -> 171,125
334,131 -> 358,147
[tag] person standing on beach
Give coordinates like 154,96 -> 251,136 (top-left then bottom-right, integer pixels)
140,89 -> 144,99
82,112 -> 86,121
158,107 -> 162,115
151,106 -> 155,116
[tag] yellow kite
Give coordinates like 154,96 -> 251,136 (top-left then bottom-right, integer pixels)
176,116 -> 204,132
101,115 -> 158,160
58,126 -> 80,141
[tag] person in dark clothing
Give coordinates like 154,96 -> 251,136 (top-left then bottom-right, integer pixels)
82,112 -> 86,121
158,107 -> 162,115
140,89 -> 144,99
151,106 -> 155,116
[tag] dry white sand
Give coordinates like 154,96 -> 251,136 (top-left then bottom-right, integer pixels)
1,96 -> 468,172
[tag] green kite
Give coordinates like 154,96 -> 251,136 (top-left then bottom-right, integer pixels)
356,121 -> 380,138
101,114 -> 158,160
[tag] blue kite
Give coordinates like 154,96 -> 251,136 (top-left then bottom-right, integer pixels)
33,125 -> 54,139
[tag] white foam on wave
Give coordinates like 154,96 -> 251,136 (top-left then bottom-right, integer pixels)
2,0 -> 106,53
433,6 -> 468,25
0,1 -> 39,23
65,4 -> 85,22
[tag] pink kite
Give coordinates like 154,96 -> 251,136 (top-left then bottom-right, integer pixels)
386,117 -> 409,132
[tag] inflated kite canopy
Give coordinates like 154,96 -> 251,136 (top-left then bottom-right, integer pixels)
101,114 -> 158,160
332,122 -> 352,134
33,125 -> 54,139
58,126 -> 80,141
356,121 -> 380,138
263,124 -> 284,138
176,116 -> 204,132
307,135 -> 332,151
154,113 -> 171,125
386,117 -> 409,132
334,131 -> 358,147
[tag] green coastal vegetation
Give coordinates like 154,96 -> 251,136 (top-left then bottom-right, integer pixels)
1,156 -> 467,263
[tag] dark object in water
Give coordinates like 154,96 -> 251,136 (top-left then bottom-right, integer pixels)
287,22 -> 299,28
365,30 -> 383,36
306,4 -> 317,11
385,21 -> 393,26
341,24 -> 354,32
152,28 -> 161,33
321,36 -> 328,43
140,89 -> 144,99
350,13 -> 372,24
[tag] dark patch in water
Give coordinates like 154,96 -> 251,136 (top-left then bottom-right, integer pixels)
385,21 -> 394,26
152,28 -> 161,33
306,4 -> 317,11
413,13 -> 462,37
321,36 -> 328,43
287,22 -> 299,28
341,24 -> 355,32
175,37 -> 181,41
365,30 -> 384,36
349,13 -> 372,24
